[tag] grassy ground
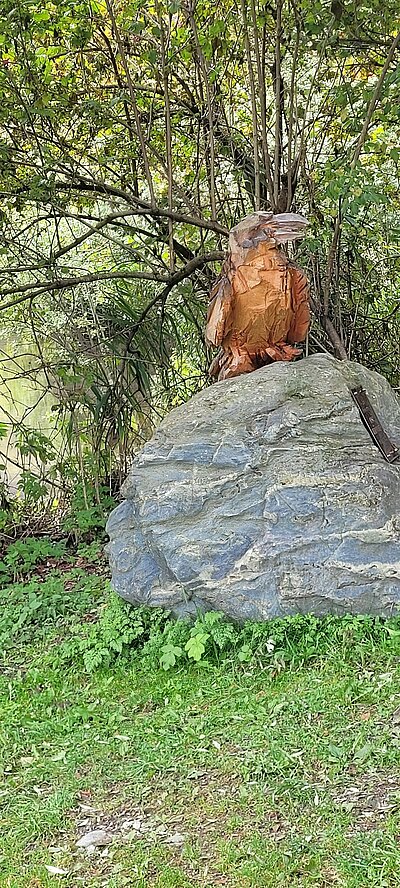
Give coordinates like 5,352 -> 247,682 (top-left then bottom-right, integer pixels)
1,543 -> 400,887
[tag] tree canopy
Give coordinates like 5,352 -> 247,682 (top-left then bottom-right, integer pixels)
0,0 -> 400,493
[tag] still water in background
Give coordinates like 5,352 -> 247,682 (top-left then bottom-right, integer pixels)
0,339 -> 56,491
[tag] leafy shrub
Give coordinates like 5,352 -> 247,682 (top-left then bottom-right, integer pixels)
238,611 -> 400,668
49,595 -> 400,675
0,577 -> 66,646
0,573 -> 100,648
0,549 -> 108,648
62,482 -> 115,538
76,540 -> 104,561
0,537 -> 66,583
2,532 -> 400,675
54,595 -> 170,672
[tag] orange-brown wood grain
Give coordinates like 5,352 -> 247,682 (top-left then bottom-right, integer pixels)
206,213 -> 310,381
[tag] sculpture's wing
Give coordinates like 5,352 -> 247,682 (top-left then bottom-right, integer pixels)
205,261 -> 234,346
287,265 -> 310,343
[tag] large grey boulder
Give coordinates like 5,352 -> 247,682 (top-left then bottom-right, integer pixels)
106,355 -> 400,620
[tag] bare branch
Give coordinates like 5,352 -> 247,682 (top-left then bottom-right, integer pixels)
351,30 -> 400,169
0,252 -> 225,312
105,0 -> 156,205
186,1 -> 218,221
273,0 -> 283,207
249,0 -> 274,206
157,1 -> 175,271
239,0 -> 261,210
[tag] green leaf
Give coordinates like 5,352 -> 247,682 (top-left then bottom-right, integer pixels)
160,643 -> 183,670
328,743 -> 346,761
33,10 -> 51,22
353,742 -> 372,764
185,632 -> 209,662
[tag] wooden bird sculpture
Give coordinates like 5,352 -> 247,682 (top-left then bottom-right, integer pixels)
206,212 -> 310,381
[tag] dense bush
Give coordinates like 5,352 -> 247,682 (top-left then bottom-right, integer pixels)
2,534 -> 400,675
1,0 -> 399,526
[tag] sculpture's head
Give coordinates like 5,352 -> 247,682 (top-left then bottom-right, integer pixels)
229,212 -> 308,254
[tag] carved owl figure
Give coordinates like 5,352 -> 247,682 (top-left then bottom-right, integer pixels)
206,212 -> 310,381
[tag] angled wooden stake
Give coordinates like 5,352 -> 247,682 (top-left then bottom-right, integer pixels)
351,386 -> 399,464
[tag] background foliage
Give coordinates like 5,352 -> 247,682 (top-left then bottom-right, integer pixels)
0,0 -> 400,519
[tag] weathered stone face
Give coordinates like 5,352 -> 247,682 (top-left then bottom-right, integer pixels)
106,355 -> 400,621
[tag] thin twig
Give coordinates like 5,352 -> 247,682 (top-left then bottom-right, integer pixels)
239,0 -> 261,209
105,0 -> 156,205
0,252 -> 225,311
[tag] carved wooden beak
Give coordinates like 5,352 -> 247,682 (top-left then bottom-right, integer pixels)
262,213 -> 309,244
230,212 -> 308,249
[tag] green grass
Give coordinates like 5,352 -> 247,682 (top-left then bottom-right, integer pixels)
1,543 -> 400,886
